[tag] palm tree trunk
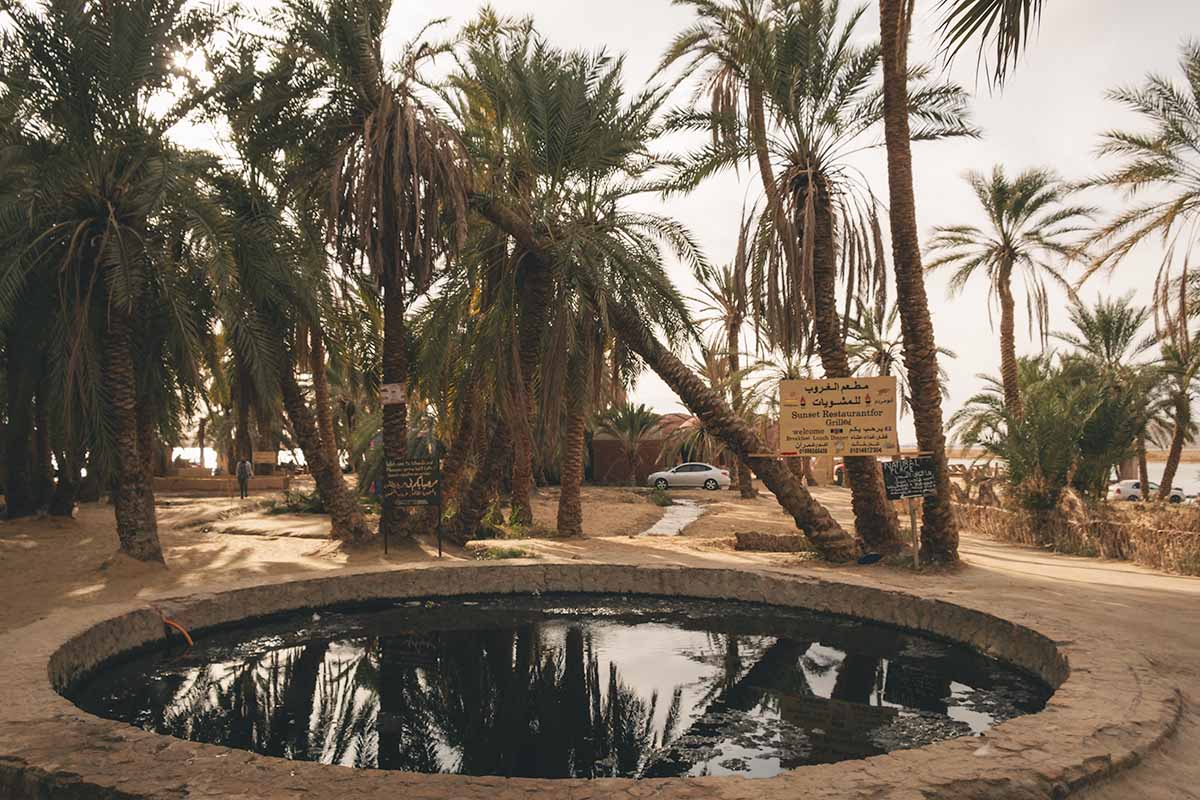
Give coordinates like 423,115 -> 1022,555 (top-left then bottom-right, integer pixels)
605,299 -> 860,561
1138,435 -> 1151,496
557,376 -> 588,537
310,326 -> 340,471
197,416 -> 207,470
32,387 -> 54,507
877,0 -> 960,564
441,382 -> 481,508
253,405 -> 275,477
104,313 -> 164,563
727,320 -> 758,499
748,84 -> 801,322
279,353 -> 372,544
1158,397 -> 1189,500
997,262 -> 1023,418
234,351 -> 253,461
381,275 -> 409,540
510,253 -> 551,526
810,185 -> 903,554
448,420 -> 510,544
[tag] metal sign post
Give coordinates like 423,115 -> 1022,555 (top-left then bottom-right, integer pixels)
382,457 -> 443,558
881,455 -> 938,569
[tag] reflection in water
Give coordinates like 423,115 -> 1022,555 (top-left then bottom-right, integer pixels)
69,595 -> 1051,779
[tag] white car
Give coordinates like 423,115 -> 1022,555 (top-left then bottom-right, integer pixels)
648,463 -> 731,491
1108,480 -> 1186,503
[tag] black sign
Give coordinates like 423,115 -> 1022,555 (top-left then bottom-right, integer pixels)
882,457 -> 937,501
384,457 -> 441,507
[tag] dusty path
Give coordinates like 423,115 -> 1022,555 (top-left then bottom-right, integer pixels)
0,485 -> 1197,797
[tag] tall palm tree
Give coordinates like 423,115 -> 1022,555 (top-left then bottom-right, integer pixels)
596,403 -> 663,487
273,0 -> 469,543
877,0 -> 962,563
927,166 -> 1094,418
1086,42 -> 1200,281
669,0 -> 975,555
0,0 -> 222,562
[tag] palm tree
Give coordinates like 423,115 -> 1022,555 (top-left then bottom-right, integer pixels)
694,216 -> 758,498
847,301 -> 955,416
596,403 -> 662,487
0,0 -> 224,562
1086,42 -> 1200,281
1054,295 -> 1162,490
668,0 -> 974,555
876,0 -> 972,564
273,0 -> 469,543
927,166 -> 1094,418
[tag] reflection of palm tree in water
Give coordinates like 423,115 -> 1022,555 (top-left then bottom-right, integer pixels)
383,624 -> 681,778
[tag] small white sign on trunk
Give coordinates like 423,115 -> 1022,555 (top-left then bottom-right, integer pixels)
380,383 -> 405,406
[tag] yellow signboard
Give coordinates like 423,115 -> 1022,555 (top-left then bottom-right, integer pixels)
779,376 -> 899,456
252,450 -> 277,465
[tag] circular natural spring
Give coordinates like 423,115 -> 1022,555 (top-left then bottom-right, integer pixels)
65,593 -> 1052,779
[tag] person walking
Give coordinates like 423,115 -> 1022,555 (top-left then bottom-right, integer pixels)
236,458 -> 254,499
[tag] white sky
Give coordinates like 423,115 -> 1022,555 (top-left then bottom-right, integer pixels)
296,0 -> 1200,443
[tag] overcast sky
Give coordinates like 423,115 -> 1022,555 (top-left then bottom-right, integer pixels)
377,1 -> 1200,443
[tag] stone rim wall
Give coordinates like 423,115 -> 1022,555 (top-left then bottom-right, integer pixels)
0,563 -> 1183,800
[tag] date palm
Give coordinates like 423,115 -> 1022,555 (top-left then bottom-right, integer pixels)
678,0 -> 975,554
936,0 -> 1046,87
694,215 -> 758,497
0,0 -> 221,562
596,403 -> 663,487
1087,43 -> 1200,282
271,0 -> 469,543
927,166 -> 1093,419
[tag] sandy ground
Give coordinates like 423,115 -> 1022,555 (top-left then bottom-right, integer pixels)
1,483 -> 1198,798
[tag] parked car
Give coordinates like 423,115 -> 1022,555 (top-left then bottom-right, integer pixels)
1108,480 -> 1186,503
647,463 -> 731,491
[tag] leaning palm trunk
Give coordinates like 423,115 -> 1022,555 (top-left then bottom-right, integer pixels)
605,300 -> 860,561
557,375 -> 589,537
1158,398 -> 1189,500
105,313 -> 164,563
878,0 -> 960,564
810,188 -> 903,553
380,276 -> 409,540
997,263 -> 1023,418
279,355 -> 372,544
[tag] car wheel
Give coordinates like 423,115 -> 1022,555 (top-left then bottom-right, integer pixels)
1127,495 -> 1140,501
655,478 -> 669,490
704,478 -> 719,491
1171,495 -> 1183,504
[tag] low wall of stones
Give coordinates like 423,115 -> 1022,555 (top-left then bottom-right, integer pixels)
0,563 -> 1183,800
954,502 -> 1200,576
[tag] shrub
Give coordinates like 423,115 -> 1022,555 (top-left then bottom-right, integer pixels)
267,488 -> 325,515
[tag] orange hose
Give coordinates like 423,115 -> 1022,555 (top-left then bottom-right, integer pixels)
162,618 -> 194,647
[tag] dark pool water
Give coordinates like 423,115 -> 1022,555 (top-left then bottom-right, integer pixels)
66,594 -> 1052,779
